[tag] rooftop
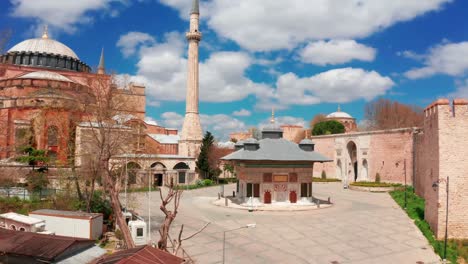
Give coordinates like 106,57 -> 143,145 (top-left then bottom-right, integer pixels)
149,134 -> 180,144
92,245 -> 184,264
30,209 -> 102,219
0,212 -> 44,225
0,228 -> 96,262
222,138 -> 331,162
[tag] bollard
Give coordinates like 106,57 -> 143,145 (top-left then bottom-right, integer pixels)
328,197 -> 331,203
225,197 -> 228,206
233,191 -> 235,197
317,200 -> 320,208
218,193 -> 221,200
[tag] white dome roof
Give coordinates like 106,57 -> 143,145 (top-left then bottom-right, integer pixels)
327,111 -> 353,119
8,38 -> 79,60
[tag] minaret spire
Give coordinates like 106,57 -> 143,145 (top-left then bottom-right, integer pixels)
98,48 -> 105,75
179,0 -> 203,157
191,0 -> 199,14
270,108 -> 276,124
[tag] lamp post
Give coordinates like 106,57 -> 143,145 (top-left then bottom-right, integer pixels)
223,223 -> 256,264
148,167 -> 152,244
404,159 -> 407,209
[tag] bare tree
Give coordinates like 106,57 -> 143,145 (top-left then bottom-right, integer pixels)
157,183 -> 183,250
364,99 -> 424,130
309,114 -> 327,129
158,183 -> 209,260
77,74 -> 136,248
208,145 -> 234,180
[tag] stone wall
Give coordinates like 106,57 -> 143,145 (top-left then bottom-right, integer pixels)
367,130 -> 414,184
312,128 -> 414,184
416,99 -> 468,239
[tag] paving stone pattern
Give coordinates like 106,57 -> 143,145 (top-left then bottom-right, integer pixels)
130,183 -> 440,264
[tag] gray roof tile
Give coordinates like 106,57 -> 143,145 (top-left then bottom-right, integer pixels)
222,138 -> 331,162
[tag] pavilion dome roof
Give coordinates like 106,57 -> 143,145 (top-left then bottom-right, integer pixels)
326,106 -> 353,119
8,37 -> 79,60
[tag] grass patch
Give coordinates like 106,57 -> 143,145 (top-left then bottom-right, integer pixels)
312,177 -> 341,182
390,187 -> 466,263
351,181 -> 402,188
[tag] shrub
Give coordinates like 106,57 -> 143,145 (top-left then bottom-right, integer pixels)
375,173 -> 381,183
321,170 -> 327,179
203,179 -> 213,186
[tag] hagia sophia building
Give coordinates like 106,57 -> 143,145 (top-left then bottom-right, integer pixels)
0,2 -> 206,187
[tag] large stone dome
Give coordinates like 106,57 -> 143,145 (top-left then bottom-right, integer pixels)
8,37 -> 79,60
1,31 -> 90,73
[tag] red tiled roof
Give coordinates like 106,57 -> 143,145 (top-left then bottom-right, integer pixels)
93,245 -> 184,264
0,228 -> 95,262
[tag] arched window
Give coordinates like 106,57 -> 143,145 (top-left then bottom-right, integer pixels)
174,163 -> 190,184
19,227 -> 26,231
10,224 -> 16,230
47,126 -> 59,146
150,162 -> 166,170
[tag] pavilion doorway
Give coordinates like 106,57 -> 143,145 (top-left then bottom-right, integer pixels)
347,141 -> 358,182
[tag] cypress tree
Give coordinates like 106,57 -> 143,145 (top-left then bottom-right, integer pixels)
196,131 -> 214,179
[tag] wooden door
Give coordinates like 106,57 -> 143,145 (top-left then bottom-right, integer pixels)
264,191 -> 271,204
253,184 -> 260,198
289,191 -> 297,203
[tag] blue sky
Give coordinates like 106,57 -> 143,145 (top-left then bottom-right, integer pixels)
1,0 -> 468,140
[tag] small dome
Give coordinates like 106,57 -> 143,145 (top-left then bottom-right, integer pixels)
327,111 -> 353,119
18,71 -> 75,83
327,105 -> 353,119
299,139 -> 314,145
8,38 -> 79,59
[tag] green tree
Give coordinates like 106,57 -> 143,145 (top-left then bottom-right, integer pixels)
196,131 -> 214,179
16,146 -> 49,171
312,120 -> 345,136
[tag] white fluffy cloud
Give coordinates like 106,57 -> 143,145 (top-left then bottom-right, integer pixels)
158,111 -> 246,140
117,32 -> 156,57
160,0 -> 451,51
10,0 -> 126,34
271,68 -> 394,108
119,31 -> 274,104
299,40 -> 376,65
232,109 -> 251,117
405,41 -> 468,79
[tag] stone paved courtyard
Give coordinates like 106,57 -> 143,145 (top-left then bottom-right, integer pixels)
130,183 -> 441,264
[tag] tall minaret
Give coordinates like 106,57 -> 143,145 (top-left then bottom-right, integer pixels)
179,0 -> 203,157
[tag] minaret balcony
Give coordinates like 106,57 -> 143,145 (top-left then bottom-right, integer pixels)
186,31 -> 202,41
